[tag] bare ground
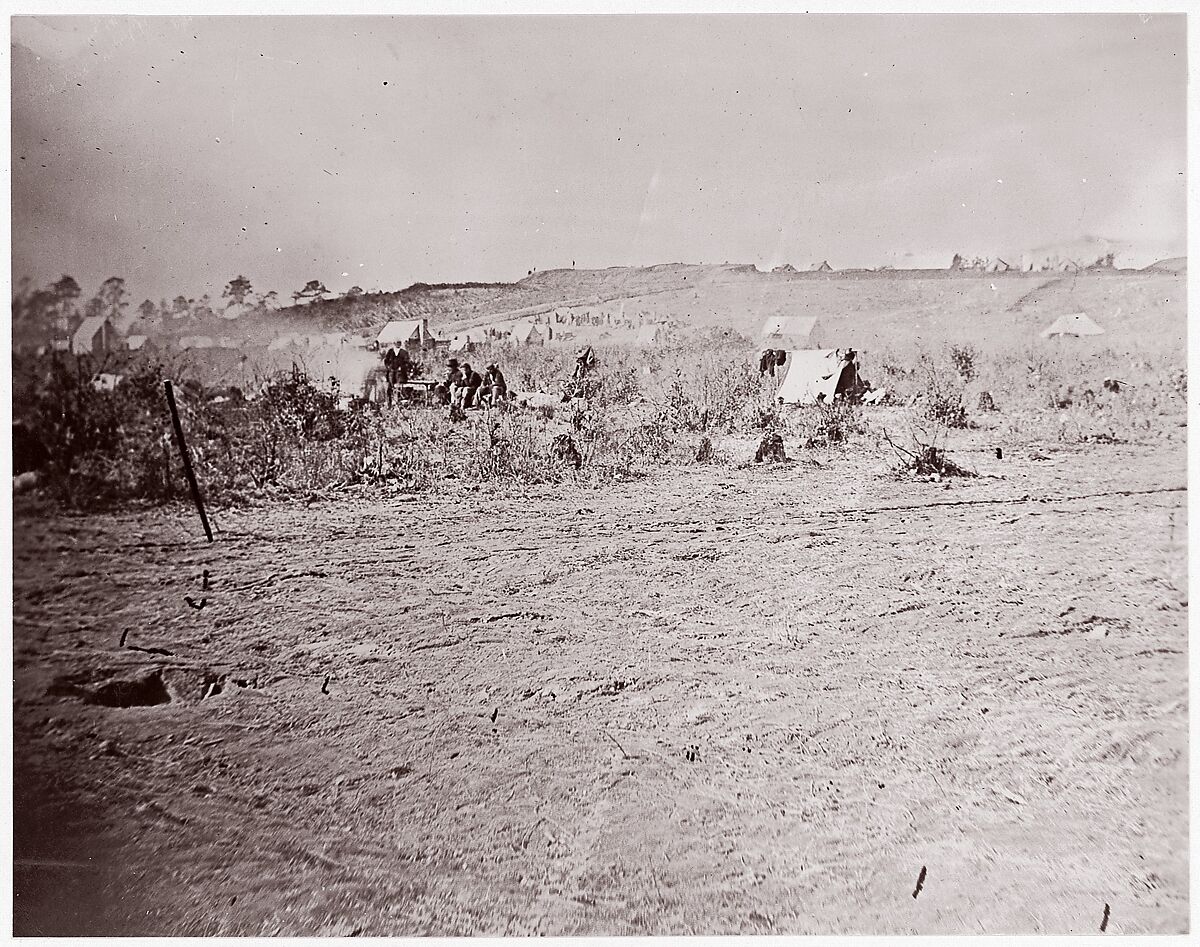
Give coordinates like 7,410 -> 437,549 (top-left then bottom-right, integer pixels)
12,435 -> 1188,935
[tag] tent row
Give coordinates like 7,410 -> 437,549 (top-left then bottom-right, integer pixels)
377,318 -> 561,353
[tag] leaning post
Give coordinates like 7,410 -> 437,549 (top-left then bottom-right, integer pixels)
164,380 -> 214,543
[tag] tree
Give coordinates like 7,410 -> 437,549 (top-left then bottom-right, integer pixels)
47,274 -> 82,329
172,296 -> 190,317
83,297 -> 106,320
345,285 -> 364,298
95,276 -> 129,318
51,274 -> 81,306
16,287 -> 56,325
223,274 -> 253,306
138,299 -> 157,322
191,294 -> 215,320
294,279 -> 329,303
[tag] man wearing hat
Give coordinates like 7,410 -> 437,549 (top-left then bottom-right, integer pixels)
435,358 -> 463,405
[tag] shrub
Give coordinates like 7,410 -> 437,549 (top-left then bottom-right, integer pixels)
883,418 -> 975,480
919,360 -> 970,429
949,344 -> 977,382
813,400 -> 862,445
17,354 -> 177,506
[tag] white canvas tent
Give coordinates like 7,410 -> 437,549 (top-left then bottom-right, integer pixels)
1040,312 -> 1105,338
510,322 -> 546,346
377,319 -> 430,349
775,349 -> 848,405
761,315 -> 819,347
449,329 -> 487,352
71,316 -> 116,355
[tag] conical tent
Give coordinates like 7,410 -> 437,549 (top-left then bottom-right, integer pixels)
1040,312 -> 1105,338
775,349 -> 846,404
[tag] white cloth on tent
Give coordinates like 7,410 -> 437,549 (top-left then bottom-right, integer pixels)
775,349 -> 845,405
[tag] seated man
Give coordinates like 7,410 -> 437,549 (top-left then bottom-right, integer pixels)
459,363 -> 484,408
483,364 -> 508,405
436,358 -> 463,406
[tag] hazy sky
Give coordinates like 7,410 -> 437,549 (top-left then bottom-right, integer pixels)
11,13 -> 1187,304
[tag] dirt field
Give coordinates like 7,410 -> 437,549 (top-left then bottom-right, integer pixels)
12,428 -> 1188,935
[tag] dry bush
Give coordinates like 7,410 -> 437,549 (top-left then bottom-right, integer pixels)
949,343 -> 978,383
14,353 -> 180,506
916,357 -> 970,428
653,351 -> 765,433
883,414 -> 976,480
459,411 -> 571,483
780,401 -> 865,450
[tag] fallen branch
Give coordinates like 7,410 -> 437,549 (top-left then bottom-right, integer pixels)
602,730 -> 632,759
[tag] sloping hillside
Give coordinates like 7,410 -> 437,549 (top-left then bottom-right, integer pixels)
1142,257 -> 1186,274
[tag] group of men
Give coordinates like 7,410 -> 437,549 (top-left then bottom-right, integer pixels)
436,359 -> 509,408
382,345 -> 413,406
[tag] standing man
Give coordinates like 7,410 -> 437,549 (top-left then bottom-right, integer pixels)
383,344 -> 411,406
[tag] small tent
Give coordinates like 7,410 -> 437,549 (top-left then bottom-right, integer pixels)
71,316 -> 116,355
761,315 -> 820,348
510,322 -> 546,346
1040,313 -> 1105,339
449,329 -> 487,353
811,261 -> 834,273
775,349 -> 853,405
377,319 -> 431,350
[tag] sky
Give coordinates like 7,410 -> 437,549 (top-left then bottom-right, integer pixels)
10,12 -> 1188,305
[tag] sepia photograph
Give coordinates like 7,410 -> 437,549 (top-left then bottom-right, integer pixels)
8,6 -> 1189,936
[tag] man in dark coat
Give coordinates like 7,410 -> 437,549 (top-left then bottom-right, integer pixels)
484,364 -> 508,405
459,363 -> 484,408
382,344 -> 411,405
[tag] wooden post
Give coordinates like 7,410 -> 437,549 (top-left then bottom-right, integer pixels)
164,380 -> 214,543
